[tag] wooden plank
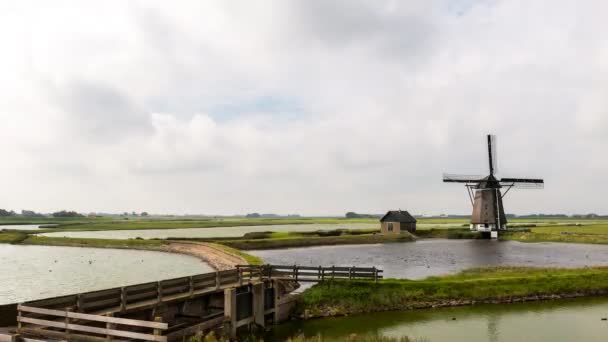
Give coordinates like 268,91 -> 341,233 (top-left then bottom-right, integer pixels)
125,282 -> 158,292
161,277 -> 189,287
18,317 -> 166,342
126,290 -> 158,302
80,288 -> 121,300
24,295 -> 77,308
81,297 -> 121,310
18,305 -> 168,329
19,327 -> 120,342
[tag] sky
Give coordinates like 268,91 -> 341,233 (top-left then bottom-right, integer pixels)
1,0 -> 607,216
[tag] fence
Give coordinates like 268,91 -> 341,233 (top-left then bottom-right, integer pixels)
17,304 -> 168,342
236,264 -> 383,282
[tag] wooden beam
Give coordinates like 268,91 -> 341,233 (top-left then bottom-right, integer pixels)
18,305 -> 168,329
18,317 -> 167,342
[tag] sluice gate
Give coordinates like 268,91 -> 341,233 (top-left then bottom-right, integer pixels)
2,265 -> 382,341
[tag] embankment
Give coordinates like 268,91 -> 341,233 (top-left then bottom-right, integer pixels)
14,236 -> 262,269
212,232 -> 415,250
297,266 -> 608,318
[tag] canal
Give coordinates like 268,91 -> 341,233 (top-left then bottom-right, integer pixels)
268,296 -> 608,342
38,223 -> 381,239
250,239 -> 608,279
0,244 -> 212,304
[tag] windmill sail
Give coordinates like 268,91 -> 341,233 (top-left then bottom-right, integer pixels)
443,174 -> 484,183
488,134 -> 498,175
500,178 -> 544,189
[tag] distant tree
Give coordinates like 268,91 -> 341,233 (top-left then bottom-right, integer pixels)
0,209 -> 16,217
131,211 -> 138,216
21,210 -> 45,218
141,212 -> 149,217
122,212 -> 129,216
52,210 -> 84,218
246,213 -> 261,218
345,212 -> 359,219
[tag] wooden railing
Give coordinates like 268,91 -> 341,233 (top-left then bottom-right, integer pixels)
236,265 -> 383,282
17,304 -> 168,342
16,265 -> 383,341
25,269 -> 240,315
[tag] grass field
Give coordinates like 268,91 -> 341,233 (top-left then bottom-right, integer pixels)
22,235 -> 165,249
502,223 -> 608,244
298,266 -> 608,317
215,232 -> 415,250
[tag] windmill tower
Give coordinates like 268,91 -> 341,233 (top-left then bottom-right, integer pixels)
443,135 -> 544,238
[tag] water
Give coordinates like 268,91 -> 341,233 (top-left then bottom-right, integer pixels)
39,223 -> 381,239
250,240 -> 608,279
269,297 -> 608,342
0,244 -> 213,304
0,225 -> 48,231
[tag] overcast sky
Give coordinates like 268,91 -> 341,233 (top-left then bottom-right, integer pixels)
1,1 -> 607,216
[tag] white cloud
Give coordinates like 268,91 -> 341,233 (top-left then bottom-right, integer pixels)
1,0 -> 607,215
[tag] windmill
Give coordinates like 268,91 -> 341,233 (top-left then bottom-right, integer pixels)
443,134 -> 544,238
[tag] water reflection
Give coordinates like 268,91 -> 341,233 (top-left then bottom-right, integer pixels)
270,297 -> 608,342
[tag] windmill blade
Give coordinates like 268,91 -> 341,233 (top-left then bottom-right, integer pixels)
500,177 -> 544,189
487,134 -> 498,175
443,174 -> 484,183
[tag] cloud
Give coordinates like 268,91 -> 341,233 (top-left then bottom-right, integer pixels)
0,0 -> 607,215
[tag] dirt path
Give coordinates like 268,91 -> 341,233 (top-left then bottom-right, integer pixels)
161,241 -> 246,270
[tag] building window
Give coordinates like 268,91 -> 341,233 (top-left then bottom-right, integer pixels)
388,223 -> 394,232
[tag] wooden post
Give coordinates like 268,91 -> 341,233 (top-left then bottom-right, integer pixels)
215,271 -> 221,289
349,266 -> 353,280
157,281 -> 162,303
321,267 -> 325,282
294,265 -> 299,282
106,313 -> 114,341
189,276 -> 194,296
17,307 -> 22,332
252,282 -> 265,328
272,279 -> 280,324
120,287 -> 126,312
332,265 -> 335,279
318,265 -> 322,281
373,267 -> 378,283
65,308 -> 71,341
224,288 -> 237,338
76,294 -> 83,312
153,316 -> 163,337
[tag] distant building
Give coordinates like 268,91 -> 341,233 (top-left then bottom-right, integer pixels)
380,210 -> 417,234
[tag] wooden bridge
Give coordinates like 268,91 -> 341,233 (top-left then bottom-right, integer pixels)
5,265 -> 382,342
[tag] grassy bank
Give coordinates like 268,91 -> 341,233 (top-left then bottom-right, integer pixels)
0,232 -> 27,243
22,235 -> 165,249
298,266 -> 608,318
502,223 -> 608,244
215,233 -> 414,250
206,242 -> 264,265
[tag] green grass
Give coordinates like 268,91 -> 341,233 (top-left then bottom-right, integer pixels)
22,236 -> 165,249
207,242 -> 264,265
30,218 -> 380,232
298,266 -> 608,317
502,223 -> 608,244
217,233 -> 414,250
0,231 -> 28,244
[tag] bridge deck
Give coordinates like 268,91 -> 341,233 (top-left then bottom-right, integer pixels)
14,265 -> 382,341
